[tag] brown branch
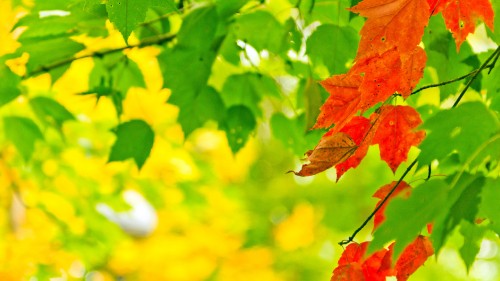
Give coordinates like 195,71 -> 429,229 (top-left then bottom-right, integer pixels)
410,55 -> 498,97
339,158 -> 418,246
410,69 -> 480,96
452,46 -> 500,107
23,33 -> 177,79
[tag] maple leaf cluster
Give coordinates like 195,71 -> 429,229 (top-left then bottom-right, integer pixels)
331,181 -> 435,280
290,0 -> 495,280
332,235 -> 434,281
293,0 -> 494,179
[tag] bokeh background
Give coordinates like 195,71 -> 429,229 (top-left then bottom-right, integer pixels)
1,0 -> 500,280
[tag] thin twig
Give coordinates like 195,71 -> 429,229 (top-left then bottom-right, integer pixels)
23,33 -> 176,79
452,46 -> 500,107
137,1 -> 193,29
487,49 -> 500,74
339,159 -> 418,246
409,63 -> 491,96
410,69 -> 480,96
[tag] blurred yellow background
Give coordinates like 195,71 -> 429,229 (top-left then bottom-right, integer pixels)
0,1 -> 499,280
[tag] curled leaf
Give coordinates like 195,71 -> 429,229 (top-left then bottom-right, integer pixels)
335,116 -> 373,180
290,132 -> 357,176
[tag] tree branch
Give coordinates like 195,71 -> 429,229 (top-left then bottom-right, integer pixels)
339,158 -> 417,246
23,33 -> 177,79
453,46 -> 500,107
410,46 -> 499,97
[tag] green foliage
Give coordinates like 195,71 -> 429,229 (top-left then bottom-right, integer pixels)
0,0 -> 499,279
177,86 -> 225,136
271,113 -> 323,155
232,11 -> 285,53
221,73 -> 280,117
4,116 -> 44,161
29,96 -> 75,130
106,0 -> 176,43
479,178 -> 500,234
0,64 -> 21,106
459,221 -> 486,272
221,105 -> 256,153
418,102 -> 499,166
297,0 -> 353,25
108,119 -> 154,169
431,174 -> 485,253
307,24 -> 359,75
19,36 -> 85,82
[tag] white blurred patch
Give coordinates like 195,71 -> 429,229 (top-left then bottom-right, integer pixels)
237,40 -> 260,67
318,240 -> 335,261
467,24 -> 497,53
48,270 -> 67,281
68,261 -> 85,279
470,260 -> 498,281
478,239 -> 499,259
96,190 -> 158,237
39,10 -> 70,18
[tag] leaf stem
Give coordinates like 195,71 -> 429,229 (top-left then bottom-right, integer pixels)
23,33 -> 177,79
339,158 -> 418,246
452,46 -> 500,108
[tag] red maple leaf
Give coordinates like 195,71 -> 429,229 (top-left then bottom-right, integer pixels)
332,242 -> 393,281
338,242 -> 369,265
372,181 -> 412,231
331,264 -> 365,281
335,116 -> 372,180
362,248 -> 393,281
429,0 -> 494,50
315,73 -> 363,133
332,237 -> 433,281
395,235 -> 434,281
350,0 -> 430,58
371,105 -> 425,172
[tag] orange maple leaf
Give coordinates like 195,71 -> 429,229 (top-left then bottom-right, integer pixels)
315,73 -> 363,133
371,105 -> 425,172
354,48 -> 403,110
398,46 -> 427,98
429,0 -> 494,50
331,263 -> 365,281
338,242 -> 370,265
332,242 -> 393,281
350,0 -> 430,58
